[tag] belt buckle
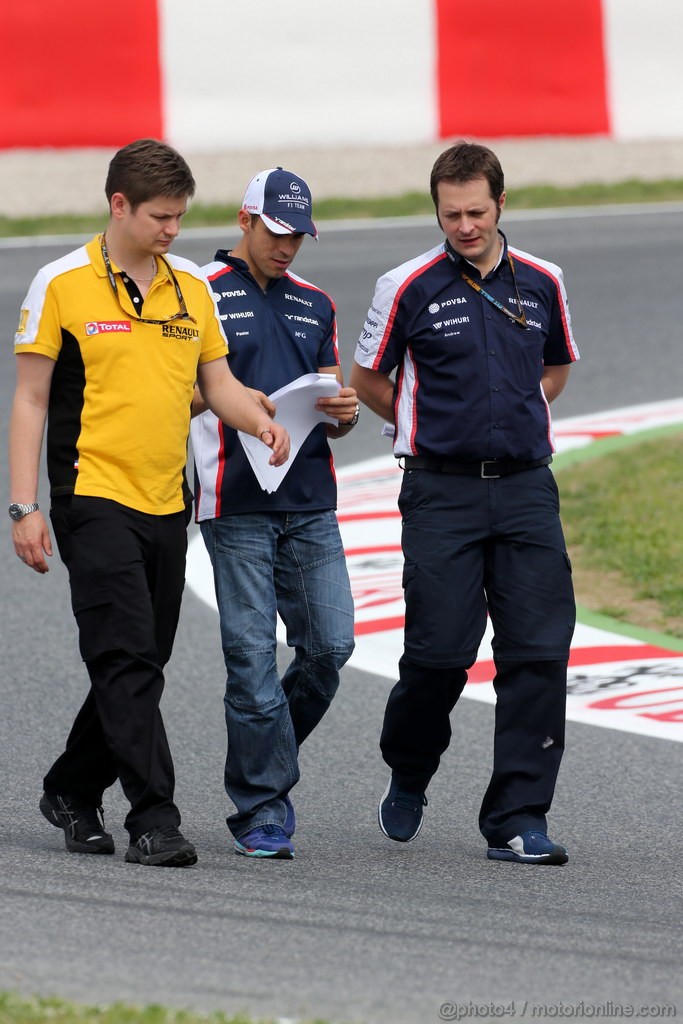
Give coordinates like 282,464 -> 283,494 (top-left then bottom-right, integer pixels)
481,460 -> 501,479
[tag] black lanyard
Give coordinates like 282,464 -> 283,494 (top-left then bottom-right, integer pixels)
100,235 -> 194,325
446,240 -> 528,329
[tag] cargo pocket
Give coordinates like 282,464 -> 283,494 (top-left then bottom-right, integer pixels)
69,572 -> 123,663
402,560 -> 415,593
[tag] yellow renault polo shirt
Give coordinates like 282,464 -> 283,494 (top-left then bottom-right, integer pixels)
14,235 -> 228,515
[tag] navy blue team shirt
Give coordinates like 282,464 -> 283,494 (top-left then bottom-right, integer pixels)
192,251 -> 340,520
355,232 -> 579,461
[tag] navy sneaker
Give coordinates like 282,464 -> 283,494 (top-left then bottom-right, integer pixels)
378,778 -> 427,842
487,830 -> 568,865
40,791 -> 115,855
125,825 -> 197,867
283,795 -> 296,838
234,824 -> 294,859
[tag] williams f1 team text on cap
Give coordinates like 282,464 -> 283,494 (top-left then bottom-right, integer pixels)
242,167 -> 318,239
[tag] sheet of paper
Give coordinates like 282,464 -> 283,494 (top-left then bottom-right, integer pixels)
238,372 -> 339,492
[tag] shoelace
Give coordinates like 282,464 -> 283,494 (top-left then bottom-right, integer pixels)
132,824 -> 186,851
65,800 -> 107,833
149,825 -> 183,840
258,824 -> 288,836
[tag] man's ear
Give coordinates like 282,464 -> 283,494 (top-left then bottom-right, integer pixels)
237,209 -> 252,233
109,192 -> 129,220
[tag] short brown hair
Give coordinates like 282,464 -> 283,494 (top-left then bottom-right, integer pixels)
430,141 -> 505,208
105,138 -> 196,210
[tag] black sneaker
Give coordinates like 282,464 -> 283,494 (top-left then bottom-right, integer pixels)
125,825 -> 197,867
39,791 -> 115,855
378,777 -> 427,842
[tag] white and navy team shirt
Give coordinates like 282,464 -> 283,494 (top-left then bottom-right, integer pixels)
191,251 -> 340,520
355,232 -> 579,461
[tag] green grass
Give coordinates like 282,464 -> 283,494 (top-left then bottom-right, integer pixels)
506,176 -> 683,209
2,177 -> 683,238
0,992 -> 330,1024
558,432 -> 683,637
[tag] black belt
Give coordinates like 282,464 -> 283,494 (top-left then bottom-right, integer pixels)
401,455 -> 552,478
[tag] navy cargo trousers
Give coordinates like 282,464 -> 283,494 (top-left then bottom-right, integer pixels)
380,464 -> 576,845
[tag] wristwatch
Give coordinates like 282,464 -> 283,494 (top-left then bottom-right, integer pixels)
8,502 -> 39,521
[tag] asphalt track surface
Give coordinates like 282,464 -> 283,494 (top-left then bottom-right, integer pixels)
1,208 -> 682,1024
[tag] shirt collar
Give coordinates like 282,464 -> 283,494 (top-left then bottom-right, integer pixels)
87,233 -> 173,283
444,230 -> 508,276
86,234 -> 109,278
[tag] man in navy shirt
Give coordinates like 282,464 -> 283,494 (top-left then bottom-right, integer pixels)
351,142 -> 579,865
191,168 -> 358,859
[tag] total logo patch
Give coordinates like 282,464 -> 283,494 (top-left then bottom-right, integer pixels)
85,320 -> 132,335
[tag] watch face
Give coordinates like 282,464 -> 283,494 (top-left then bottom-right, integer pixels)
8,503 -> 37,521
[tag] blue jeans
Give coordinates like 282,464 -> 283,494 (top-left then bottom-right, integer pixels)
200,510 -> 355,839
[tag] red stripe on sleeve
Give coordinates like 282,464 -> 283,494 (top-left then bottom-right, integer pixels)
512,252 -> 578,362
372,252 -> 447,372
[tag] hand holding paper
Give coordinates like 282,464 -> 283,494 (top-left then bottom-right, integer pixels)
238,373 -> 340,492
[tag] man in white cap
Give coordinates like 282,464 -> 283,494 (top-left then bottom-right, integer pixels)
191,168 -> 358,859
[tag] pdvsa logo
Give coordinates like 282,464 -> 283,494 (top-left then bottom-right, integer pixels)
85,321 -> 132,335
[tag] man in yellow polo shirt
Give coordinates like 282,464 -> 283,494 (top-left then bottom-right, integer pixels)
8,138 -> 289,868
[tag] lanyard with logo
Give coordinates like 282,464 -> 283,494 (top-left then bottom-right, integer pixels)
99,235 -> 196,325
446,240 -> 528,329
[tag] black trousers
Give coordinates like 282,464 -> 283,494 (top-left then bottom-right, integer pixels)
381,466 -> 575,845
44,496 -> 187,838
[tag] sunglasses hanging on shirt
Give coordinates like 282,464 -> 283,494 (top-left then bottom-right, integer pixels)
100,235 -> 197,326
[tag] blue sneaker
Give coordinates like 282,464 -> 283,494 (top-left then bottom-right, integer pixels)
234,824 -> 294,859
283,795 -> 296,838
487,830 -> 568,865
378,777 -> 427,842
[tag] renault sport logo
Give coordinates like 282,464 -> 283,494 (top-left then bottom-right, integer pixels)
85,321 -> 131,335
